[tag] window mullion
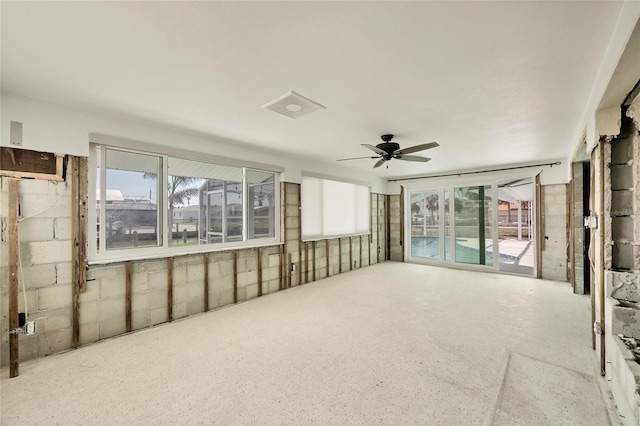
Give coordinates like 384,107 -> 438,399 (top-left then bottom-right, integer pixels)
242,168 -> 248,241
99,147 -> 107,254
162,155 -> 169,248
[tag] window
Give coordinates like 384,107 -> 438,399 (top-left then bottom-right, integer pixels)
91,142 -> 279,261
301,176 -> 370,240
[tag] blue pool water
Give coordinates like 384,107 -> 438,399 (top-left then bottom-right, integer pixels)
411,236 -> 517,264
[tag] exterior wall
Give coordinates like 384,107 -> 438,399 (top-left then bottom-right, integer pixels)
541,184 -> 569,281
1,176 -> 387,366
602,113 -> 640,425
0,176 -> 74,366
571,163 -> 587,294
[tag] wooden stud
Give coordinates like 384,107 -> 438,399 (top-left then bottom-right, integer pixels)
204,253 -> 209,311
305,242 -> 309,284
599,142 -> 606,375
359,235 -> 363,268
400,186 -> 405,262
8,178 -> 19,377
125,262 -> 132,332
257,248 -> 263,297
535,174 -> 543,278
279,245 -> 284,290
568,181 -> 575,287
312,241 -> 316,281
287,252 -> 292,288
590,150 -> 596,350
385,194 -> 391,261
326,240 -> 330,277
349,236 -> 353,270
167,257 -> 173,322
338,238 -> 342,273
71,156 -> 88,349
298,184 -> 302,286
233,250 -> 238,302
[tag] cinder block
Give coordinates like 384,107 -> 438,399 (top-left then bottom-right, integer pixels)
17,218 -> 54,242
17,288 -> 38,314
612,191 -> 633,216
131,292 -> 150,311
172,265 -> 188,285
148,289 -> 168,309
99,276 -> 126,299
132,272 -> 148,292
80,301 -> 98,325
53,217 -> 72,240
149,307 -> 167,326
96,297 -> 125,322
55,262 -> 72,285
132,310 -> 149,331
15,178 -> 59,195
148,270 -> 168,291
612,217 -> 634,242
19,194 -> 71,219
87,264 -> 126,281
187,281 -> 204,299
186,297 -> 204,316
18,335 -> 39,361
134,259 -> 167,273
611,165 -> 633,190
613,243 -> 634,271
79,322 -> 100,346
172,302 -> 187,320
38,326 -> 72,356
80,280 -> 99,303
610,272 -> 640,302
187,263 -> 204,283
218,289 -> 234,306
172,283 -> 189,304
99,317 -> 126,340
16,263 -> 57,289
612,306 -> 640,339
38,283 -> 72,310
246,283 -> 258,299
23,240 -> 71,264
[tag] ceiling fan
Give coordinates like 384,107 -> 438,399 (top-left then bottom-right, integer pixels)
337,134 -> 439,169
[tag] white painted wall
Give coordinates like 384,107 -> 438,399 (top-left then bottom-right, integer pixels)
1,93 -> 389,193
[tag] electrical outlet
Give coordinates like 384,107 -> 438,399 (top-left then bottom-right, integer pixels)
24,321 -> 35,335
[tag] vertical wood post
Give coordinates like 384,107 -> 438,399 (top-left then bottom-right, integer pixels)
8,178 -> 19,377
233,250 -> 238,303
71,156 -> 88,348
349,236 -> 353,270
385,194 -> 391,261
298,184 -> 302,286
338,238 -> 343,273
287,253 -> 292,288
167,257 -> 173,322
304,242 -> 309,284
326,240 -> 330,277
359,236 -> 363,268
535,174 -> 543,278
279,245 -> 284,290
312,241 -> 316,282
400,186 -> 405,262
257,248 -> 263,297
203,253 -> 209,311
599,142 -> 606,375
125,262 -> 132,332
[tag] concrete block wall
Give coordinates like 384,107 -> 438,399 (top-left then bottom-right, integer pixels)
572,163 -> 586,294
0,176 -> 74,366
389,194 -> 403,262
2,178 -> 387,366
541,183 -> 568,281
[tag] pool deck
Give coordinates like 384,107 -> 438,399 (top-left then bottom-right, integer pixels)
456,238 -> 534,267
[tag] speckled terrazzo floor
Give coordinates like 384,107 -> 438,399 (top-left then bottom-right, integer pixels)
1,262 -> 612,425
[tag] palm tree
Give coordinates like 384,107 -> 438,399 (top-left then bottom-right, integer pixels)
144,173 -> 200,233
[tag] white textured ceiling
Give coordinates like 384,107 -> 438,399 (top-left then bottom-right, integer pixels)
0,1 -> 626,178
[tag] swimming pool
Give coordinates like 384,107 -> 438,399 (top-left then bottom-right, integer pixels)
410,236 -> 518,264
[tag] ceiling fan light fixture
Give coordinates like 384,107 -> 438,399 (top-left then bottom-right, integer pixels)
261,90 -> 325,119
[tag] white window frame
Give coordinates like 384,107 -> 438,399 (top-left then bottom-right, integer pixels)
88,134 -> 282,264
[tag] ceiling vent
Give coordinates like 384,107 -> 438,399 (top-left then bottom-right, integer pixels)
261,91 -> 326,119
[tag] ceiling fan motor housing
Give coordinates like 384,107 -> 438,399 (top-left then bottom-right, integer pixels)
376,142 -> 400,159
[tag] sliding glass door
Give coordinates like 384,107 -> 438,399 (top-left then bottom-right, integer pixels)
406,176 -> 535,276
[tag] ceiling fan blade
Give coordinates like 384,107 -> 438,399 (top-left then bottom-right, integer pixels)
373,158 -> 386,168
336,156 -> 378,162
361,144 -> 387,156
393,141 -> 439,155
398,155 -> 431,163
